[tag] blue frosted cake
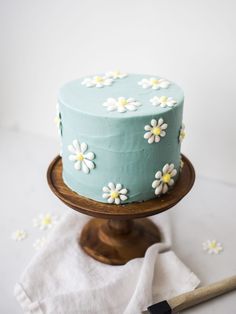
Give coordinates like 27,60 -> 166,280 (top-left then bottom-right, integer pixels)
57,71 -> 185,204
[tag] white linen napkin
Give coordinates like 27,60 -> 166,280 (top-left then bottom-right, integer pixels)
14,211 -> 200,314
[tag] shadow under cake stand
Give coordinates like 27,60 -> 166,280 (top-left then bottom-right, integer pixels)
47,154 -> 195,265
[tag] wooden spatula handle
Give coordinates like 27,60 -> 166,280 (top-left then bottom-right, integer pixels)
169,275 -> 236,313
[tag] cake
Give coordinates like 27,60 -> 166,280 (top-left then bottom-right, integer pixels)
57,71 -> 185,204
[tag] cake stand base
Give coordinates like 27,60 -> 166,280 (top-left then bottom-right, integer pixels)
80,218 -> 161,265
47,154 -> 195,265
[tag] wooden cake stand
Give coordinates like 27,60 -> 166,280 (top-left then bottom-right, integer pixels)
47,154 -> 195,265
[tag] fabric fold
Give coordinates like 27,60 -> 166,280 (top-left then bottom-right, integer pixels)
15,212 -> 200,314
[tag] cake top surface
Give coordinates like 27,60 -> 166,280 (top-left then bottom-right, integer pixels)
58,72 -> 184,118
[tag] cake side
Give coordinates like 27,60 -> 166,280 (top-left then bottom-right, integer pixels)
57,73 -> 185,204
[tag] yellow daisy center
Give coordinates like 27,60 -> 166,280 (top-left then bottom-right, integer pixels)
162,173 -> 171,183
54,116 -> 60,126
160,96 -> 168,103
110,191 -> 119,198
94,76 -> 104,83
42,216 -> 52,226
150,79 -> 159,85
76,153 -> 84,161
181,130 -> 186,139
209,241 -> 217,249
152,127 -> 161,136
118,98 -> 128,106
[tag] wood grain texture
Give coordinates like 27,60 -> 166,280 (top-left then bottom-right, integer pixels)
47,154 -> 195,264
169,275 -> 236,313
79,218 -> 161,265
47,154 -> 195,220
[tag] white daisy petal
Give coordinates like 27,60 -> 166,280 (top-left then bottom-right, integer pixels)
102,193 -> 110,199
104,79 -> 113,86
160,81 -> 170,88
107,105 -> 117,112
162,184 -> 169,194
163,164 -> 170,174
169,179 -> 175,186
127,98 -> 135,102
158,118 -> 164,126
148,135 -> 155,144
168,164 -> 175,172
116,183 -> 122,191
119,188 -> 128,195
155,171 -> 162,179
120,195 -> 128,201
103,186 -> 110,192
155,136 -> 160,142
115,198 -> 121,205
155,184 -> 163,195
108,182 -> 115,190
84,159 -> 95,170
144,132 -> 152,139
80,143 -> 87,154
74,161 -> 81,170
103,97 -> 141,113
144,125 -> 152,131
108,197 -> 114,204
151,119 -> 157,127
84,152 -> 95,160
117,106 -> 126,113
161,123 -> 168,130
82,162 -> 89,174
152,180 -> 159,189
126,104 -> 137,111
160,131 -> 166,137
171,169 -> 177,177
107,98 -> 116,105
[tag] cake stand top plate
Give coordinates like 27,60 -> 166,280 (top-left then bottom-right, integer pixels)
47,154 -> 195,220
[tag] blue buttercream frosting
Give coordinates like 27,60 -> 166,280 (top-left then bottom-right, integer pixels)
58,73 -> 184,204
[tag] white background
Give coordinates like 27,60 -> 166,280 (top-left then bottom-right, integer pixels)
1,0 -> 236,183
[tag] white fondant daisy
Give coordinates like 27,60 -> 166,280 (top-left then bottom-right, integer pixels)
103,97 -> 141,113
68,140 -> 95,174
138,77 -> 170,90
102,183 -> 128,204
144,118 -> 168,144
152,163 -> 177,196
81,75 -> 114,88
202,240 -> 223,255
11,229 -> 27,241
33,213 -> 59,230
33,237 -> 48,250
150,96 -> 177,108
105,70 -> 127,79
179,123 -> 186,143
54,104 -> 62,136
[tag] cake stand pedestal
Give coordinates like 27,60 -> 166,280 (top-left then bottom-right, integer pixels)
47,155 -> 195,265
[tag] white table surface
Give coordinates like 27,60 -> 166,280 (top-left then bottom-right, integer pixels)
1,128 -> 236,313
